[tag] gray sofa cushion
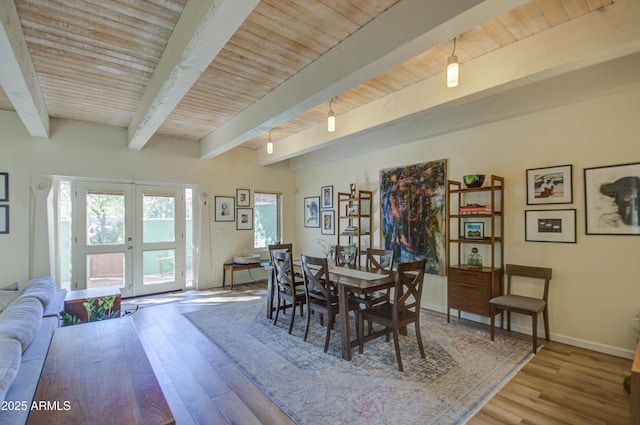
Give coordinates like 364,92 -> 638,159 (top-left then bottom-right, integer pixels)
20,276 -> 56,308
0,292 -> 20,314
0,338 -> 22,402
0,297 -> 43,351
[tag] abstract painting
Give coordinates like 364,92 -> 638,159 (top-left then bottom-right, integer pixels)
380,159 -> 447,275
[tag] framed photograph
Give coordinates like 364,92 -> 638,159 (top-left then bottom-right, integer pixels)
321,185 -> 333,209
584,162 -> 640,235
214,196 -> 235,222
236,189 -> 250,207
526,164 -> 573,205
463,222 -> 484,239
525,209 -> 576,243
0,205 -> 8,234
0,173 -> 7,202
236,208 -> 253,230
321,210 -> 335,235
304,196 -> 320,228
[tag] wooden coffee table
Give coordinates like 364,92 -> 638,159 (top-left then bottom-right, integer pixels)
28,317 -> 174,425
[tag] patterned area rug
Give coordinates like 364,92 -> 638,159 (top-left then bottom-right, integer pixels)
184,297 -> 532,425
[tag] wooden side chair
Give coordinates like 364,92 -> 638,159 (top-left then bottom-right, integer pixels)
272,251 -> 305,334
489,264 -> 553,354
335,245 -> 358,267
266,243 -> 293,319
358,259 -> 426,372
300,254 -> 360,352
351,248 -> 395,333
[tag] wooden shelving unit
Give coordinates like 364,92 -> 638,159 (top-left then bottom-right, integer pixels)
446,175 -> 504,322
337,190 -> 372,268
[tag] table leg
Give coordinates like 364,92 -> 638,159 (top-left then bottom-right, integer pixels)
267,267 -> 274,320
222,267 -> 227,288
338,284 -> 351,361
229,267 -> 234,290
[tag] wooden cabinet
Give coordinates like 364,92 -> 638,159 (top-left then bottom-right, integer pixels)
337,190 -> 372,267
447,175 -> 504,321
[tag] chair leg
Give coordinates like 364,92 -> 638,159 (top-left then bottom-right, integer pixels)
287,305 -> 295,334
392,326 -> 403,372
324,314 -> 333,353
531,313 -> 538,354
490,304 -> 496,341
273,297 -> 280,326
303,306 -> 312,341
543,308 -> 550,341
358,313 -> 365,354
414,320 -> 425,359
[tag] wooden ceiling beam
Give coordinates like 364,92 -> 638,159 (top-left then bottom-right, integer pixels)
127,0 -> 259,150
0,1 -> 49,138
200,0 -> 530,159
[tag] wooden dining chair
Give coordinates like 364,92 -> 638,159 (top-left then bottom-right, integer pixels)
300,254 -> 360,353
272,251 -> 305,334
490,264 -> 553,354
267,243 -> 294,319
335,245 -> 358,267
351,248 -> 395,333
358,259 -> 426,372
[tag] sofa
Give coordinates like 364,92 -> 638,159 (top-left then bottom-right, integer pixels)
0,276 -> 65,425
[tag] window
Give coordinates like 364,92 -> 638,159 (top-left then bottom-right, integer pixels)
254,192 -> 281,250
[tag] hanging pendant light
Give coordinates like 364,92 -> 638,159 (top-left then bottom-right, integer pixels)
447,37 -> 459,88
327,98 -> 336,132
267,129 -> 273,154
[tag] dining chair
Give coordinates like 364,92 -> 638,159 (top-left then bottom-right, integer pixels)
272,251 -> 305,334
300,254 -> 360,353
351,248 -> 395,333
335,245 -> 358,267
489,264 -> 553,354
358,258 -> 426,372
267,243 -> 294,319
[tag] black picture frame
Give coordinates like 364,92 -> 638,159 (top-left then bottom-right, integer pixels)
236,208 -> 253,230
584,162 -> 640,235
214,196 -> 235,222
236,189 -> 250,207
321,185 -> 333,208
526,164 -> 573,205
304,196 -> 320,228
0,205 -> 8,234
525,209 -> 576,243
0,173 -> 8,202
321,210 -> 335,235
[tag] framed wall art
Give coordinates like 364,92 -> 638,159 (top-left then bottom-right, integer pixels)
584,162 -> 640,235
321,210 -> 335,235
214,196 -> 235,222
0,205 -> 8,234
525,209 -> 576,243
463,222 -> 484,239
304,196 -> 320,228
236,189 -> 250,207
236,208 -> 253,230
321,185 -> 333,208
526,164 -> 572,205
0,173 -> 7,202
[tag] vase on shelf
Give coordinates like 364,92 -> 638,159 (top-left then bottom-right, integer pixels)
467,247 -> 483,267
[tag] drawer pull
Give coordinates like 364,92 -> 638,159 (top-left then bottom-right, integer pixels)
458,283 -> 476,288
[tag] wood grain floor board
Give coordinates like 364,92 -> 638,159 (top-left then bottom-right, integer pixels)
124,284 -> 631,425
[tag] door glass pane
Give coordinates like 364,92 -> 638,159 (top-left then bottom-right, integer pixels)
86,192 -> 125,245
143,195 -> 175,243
143,249 -> 175,285
185,188 -> 193,287
86,253 -> 125,289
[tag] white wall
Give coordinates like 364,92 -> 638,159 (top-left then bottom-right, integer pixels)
295,85 -> 640,358
0,112 -> 296,289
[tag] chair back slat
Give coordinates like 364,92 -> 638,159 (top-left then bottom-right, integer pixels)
393,259 -> 426,316
505,263 -> 553,301
366,248 -> 395,272
300,255 -> 333,304
273,251 -> 296,293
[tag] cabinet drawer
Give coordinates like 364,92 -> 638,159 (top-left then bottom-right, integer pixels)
448,267 -> 491,285
448,280 -> 490,316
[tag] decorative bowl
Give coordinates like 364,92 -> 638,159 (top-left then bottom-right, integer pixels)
463,174 -> 485,188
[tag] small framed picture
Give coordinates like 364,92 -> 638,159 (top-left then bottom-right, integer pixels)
463,222 -> 484,239
236,208 -> 253,230
321,185 -> 333,209
525,209 -> 576,243
0,173 -> 7,202
236,189 -> 250,207
321,210 -> 335,235
214,196 -> 235,222
304,196 -> 320,228
584,162 -> 640,235
0,205 -> 8,234
526,164 -> 573,205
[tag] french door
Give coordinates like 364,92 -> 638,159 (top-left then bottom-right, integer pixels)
73,182 -> 185,297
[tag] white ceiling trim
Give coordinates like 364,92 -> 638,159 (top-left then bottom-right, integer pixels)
199,0 -> 530,160
257,0 -> 640,167
127,0 -> 260,150
0,0 -> 49,138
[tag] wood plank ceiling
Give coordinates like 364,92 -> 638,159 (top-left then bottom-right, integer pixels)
0,0 -> 622,163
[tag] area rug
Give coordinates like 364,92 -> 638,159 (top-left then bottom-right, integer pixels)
184,297 -> 532,425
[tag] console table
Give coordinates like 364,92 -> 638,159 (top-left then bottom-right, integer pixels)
27,317 -> 174,425
222,261 -> 267,289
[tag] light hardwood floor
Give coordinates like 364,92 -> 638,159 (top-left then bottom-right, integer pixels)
124,283 -> 632,425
